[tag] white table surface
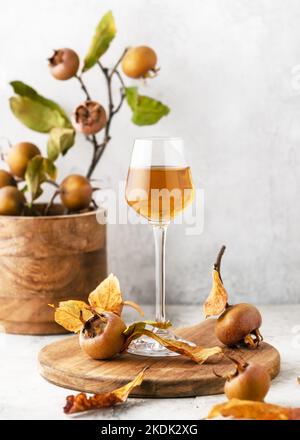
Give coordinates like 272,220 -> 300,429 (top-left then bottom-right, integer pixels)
1,304 -> 300,420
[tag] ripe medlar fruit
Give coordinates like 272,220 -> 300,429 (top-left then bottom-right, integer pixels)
0,186 -> 25,216
72,101 -> 107,135
6,142 -> 41,178
122,46 -> 157,78
60,174 -> 92,211
224,358 -> 270,402
205,246 -> 263,349
79,312 -> 126,360
48,48 -> 80,80
216,303 -> 263,348
0,169 -> 16,188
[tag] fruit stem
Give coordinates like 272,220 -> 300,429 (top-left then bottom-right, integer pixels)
75,75 -> 91,100
214,245 -> 226,282
44,189 -> 59,215
226,355 -> 248,375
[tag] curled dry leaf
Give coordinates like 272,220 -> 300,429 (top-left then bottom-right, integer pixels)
52,274 -> 144,332
52,300 -> 93,333
203,245 -> 228,318
122,322 -> 222,364
64,367 -> 148,414
122,300 -> 144,317
88,273 -> 144,316
204,270 -> 228,318
88,273 -> 123,314
123,320 -> 172,337
207,399 -> 300,420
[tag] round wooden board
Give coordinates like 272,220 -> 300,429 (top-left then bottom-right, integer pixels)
38,319 -> 280,398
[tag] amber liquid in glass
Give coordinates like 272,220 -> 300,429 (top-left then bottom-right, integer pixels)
126,166 -> 194,223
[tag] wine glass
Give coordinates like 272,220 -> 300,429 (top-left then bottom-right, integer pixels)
125,137 -> 195,356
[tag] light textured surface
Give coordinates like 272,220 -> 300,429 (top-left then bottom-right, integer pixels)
0,304 -> 299,420
1,0 -> 300,304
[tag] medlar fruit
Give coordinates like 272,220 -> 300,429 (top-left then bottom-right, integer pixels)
216,303 -> 263,348
60,174 -> 92,211
224,358 -> 270,402
0,186 -> 25,216
49,48 -> 80,80
79,312 -> 126,360
72,101 -> 107,135
122,46 -> 158,78
6,142 -> 41,178
205,246 -> 263,349
0,170 -> 16,188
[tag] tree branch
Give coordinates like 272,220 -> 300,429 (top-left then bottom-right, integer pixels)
82,50 -> 129,179
75,75 -> 91,100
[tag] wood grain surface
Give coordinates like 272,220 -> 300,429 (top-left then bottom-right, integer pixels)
0,207 -> 107,334
38,319 -> 280,397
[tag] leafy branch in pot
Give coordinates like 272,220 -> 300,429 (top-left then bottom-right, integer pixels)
2,10 -> 170,216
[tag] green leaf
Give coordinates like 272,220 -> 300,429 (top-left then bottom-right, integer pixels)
47,127 -> 75,161
25,156 -> 44,202
9,81 -> 71,133
125,87 -> 170,126
25,155 -> 57,202
43,158 -> 57,181
83,11 -> 116,72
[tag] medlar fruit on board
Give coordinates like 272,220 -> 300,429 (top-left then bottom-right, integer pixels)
79,312 -> 126,360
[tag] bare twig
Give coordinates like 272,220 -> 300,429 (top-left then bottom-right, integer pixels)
75,75 -> 91,100
109,48 -> 129,79
45,179 -> 59,188
45,189 -> 59,215
82,50 -> 128,179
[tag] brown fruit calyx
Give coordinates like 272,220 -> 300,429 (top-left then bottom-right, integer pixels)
203,245 -> 228,317
72,101 -> 107,135
48,48 -> 80,80
121,46 -> 158,79
221,357 -> 271,402
79,310 -> 126,360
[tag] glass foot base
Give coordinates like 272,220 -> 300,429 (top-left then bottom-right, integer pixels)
127,327 -> 196,357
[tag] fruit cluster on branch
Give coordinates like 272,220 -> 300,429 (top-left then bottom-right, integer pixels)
0,10 -> 170,216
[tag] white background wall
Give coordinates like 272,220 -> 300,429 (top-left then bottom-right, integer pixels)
1,0 -> 300,305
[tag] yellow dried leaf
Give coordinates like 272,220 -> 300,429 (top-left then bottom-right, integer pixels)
54,300 -> 93,333
88,273 -> 123,314
123,325 -> 222,364
64,367 -> 148,414
203,269 -> 228,317
122,300 -> 144,317
123,320 -> 172,337
207,399 -> 300,420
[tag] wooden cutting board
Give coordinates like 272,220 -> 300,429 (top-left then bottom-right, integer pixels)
38,319 -> 280,397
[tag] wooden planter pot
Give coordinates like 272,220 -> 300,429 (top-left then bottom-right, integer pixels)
0,206 -> 107,335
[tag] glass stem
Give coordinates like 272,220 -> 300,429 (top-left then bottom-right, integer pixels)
153,224 -> 168,323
